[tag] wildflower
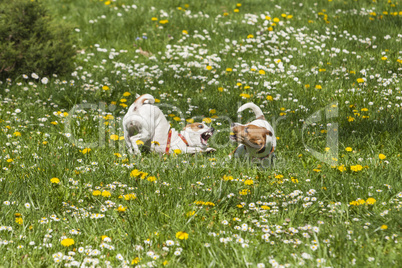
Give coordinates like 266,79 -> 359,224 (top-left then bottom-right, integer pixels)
366,198 -> 376,205
114,153 -> 122,158
381,225 -> 388,230
336,165 -> 346,172
266,95 -> 273,101
117,205 -> 127,212
151,141 -> 160,145
81,148 -> 91,154
357,78 -> 365,83
315,85 -> 322,89
15,217 -> 23,225
110,135 -> 119,141
345,147 -> 352,152
147,176 -> 156,182
50,178 -> 60,184
61,238 -> 74,247
102,85 -> 110,90
159,20 -> 169,24
13,132 -> 21,137
176,231 -> 189,240
244,179 -> 253,185
92,190 -> 101,196
136,140 -> 144,145
132,257 -> 141,264
222,175 -> 234,181
226,68 -> 232,72
240,93 -> 251,98
173,149 -> 182,154
102,190 -> 111,197
379,154 -> 386,160
206,65 -> 213,70
350,165 -> 363,172
259,70 -> 266,75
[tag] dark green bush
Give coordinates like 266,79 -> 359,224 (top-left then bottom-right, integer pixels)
0,0 -> 76,80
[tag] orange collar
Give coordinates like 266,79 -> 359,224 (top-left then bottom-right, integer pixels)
165,129 -> 173,154
165,130 -> 189,154
178,133 -> 189,147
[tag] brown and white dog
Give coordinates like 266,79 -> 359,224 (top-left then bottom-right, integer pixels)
123,94 -> 215,155
230,103 -> 276,165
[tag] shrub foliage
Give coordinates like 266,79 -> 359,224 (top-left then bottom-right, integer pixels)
0,0 -> 76,80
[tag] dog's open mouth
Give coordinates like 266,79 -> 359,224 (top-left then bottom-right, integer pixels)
201,130 -> 213,145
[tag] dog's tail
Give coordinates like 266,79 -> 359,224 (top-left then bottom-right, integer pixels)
237,103 -> 265,120
132,94 -> 155,111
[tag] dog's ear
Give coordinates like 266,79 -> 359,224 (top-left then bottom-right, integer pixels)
264,129 -> 273,137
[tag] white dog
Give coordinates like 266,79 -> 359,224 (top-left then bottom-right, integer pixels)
123,94 -> 215,155
229,103 -> 276,165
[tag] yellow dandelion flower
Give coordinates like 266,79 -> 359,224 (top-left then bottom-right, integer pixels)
92,190 -> 101,196
15,217 -> 23,225
110,135 -> 119,141
337,165 -> 346,172
182,30 -> 188,35
345,147 -> 352,152
132,257 -> 141,264
273,17 -> 280,23
102,85 -> 110,90
244,179 -> 253,185
176,231 -> 189,240
366,198 -> 376,205
117,205 -> 127,212
350,165 -> 363,172
226,68 -> 233,72
173,149 -> 182,154
50,178 -> 60,184
81,148 -> 91,154
186,211 -> 195,217
203,117 -> 212,124
315,85 -> 322,89
240,93 -> 251,98
222,175 -> 234,181
123,92 -> 131,97
114,153 -> 122,158
101,190 -> 111,197
136,140 -> 144,145
147,176 -> 156,182
61,238 -> 74,247
13,131 -> 21,136
380,225 -> 388,230
159,20 -> 169,24
379,154 -> 386,160
357,78 -> 365,83
259,70 -> 266,75
206,65 -> 213,70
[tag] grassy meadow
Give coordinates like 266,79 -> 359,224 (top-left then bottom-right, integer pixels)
0,0 -> 401,267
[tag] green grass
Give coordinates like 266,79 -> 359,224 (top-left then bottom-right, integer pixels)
0,0 -> 401,267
